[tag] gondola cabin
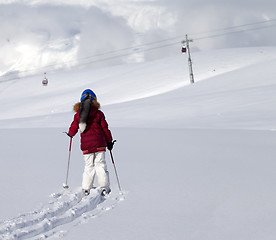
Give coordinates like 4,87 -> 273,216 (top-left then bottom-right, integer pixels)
181,46 -> 187,54
42,73 -> 48,86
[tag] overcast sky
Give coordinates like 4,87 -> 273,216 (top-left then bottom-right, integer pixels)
0,0 -> 276,76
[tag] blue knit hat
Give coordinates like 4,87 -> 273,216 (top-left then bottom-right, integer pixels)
81,89 -> 97,102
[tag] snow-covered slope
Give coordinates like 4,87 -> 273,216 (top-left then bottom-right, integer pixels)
0,47 -> 276,240
0,47 -> 276,129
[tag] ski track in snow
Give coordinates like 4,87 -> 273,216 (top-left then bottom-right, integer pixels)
0,188 -> 126,240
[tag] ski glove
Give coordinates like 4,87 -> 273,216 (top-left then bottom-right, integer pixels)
107,141 -> 114,151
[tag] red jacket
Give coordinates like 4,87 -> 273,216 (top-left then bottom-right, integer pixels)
68,105 -> 112,154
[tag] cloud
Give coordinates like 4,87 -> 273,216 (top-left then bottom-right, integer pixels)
0,4 -> 83,74
0,3 -> 136,77
156,0 -> 276,49
0,0 -> 276,78
76,7 -> 136,67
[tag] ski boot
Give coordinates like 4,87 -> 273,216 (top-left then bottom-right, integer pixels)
101,187 -> 111,196
83,189 -> 90,196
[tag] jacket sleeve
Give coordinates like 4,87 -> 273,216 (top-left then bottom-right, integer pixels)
68,112 -> 79,137
99,111 -> 113,143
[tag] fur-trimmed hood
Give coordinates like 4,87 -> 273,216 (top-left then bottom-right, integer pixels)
73,101 -> 100,112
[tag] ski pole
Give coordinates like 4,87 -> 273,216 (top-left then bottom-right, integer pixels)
63,136 -> 72,189
109,147 -> 122,192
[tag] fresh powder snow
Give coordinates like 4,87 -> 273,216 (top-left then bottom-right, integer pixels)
0,47 -> 276,240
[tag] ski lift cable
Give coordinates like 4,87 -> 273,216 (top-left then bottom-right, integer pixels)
72,42 -> 180,68
7,18 -> 276,69
188,18 -> 276,36
79,18 -> 276,59
1,19 -> 276,82
193,23 -> 276,41
0,39 -> 181,78
0,41 -> 180,82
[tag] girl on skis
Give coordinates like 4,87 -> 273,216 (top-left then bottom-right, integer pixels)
67,89 -> 114,196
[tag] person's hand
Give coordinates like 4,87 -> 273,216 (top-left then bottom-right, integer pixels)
107,140 -> 116,150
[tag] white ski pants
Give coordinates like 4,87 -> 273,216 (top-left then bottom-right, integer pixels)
82,151 -> 110,190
